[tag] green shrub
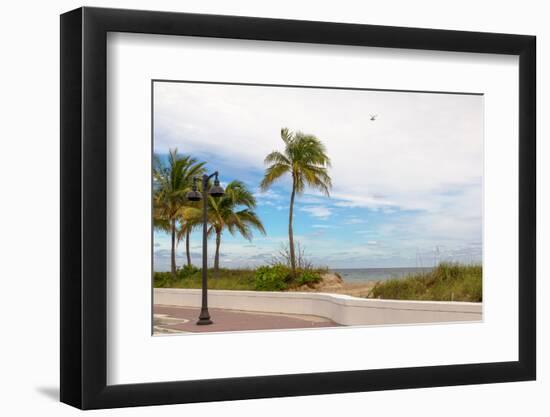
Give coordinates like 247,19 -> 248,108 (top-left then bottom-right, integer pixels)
254,265 -> 291,291
154,264 -> 328,292
177,264 -> 199,279
153,271 -> 175,288
296,270 -> 322,287
153,266 -> 199,288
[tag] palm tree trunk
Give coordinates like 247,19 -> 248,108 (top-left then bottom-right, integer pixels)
214,229 -> 221,271
185,228 -> 191,267
288,181 -> 297,275
170,219 -> 177,277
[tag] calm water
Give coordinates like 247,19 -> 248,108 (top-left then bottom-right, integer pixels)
154,257 -> 432,283
331,267 -> 433,283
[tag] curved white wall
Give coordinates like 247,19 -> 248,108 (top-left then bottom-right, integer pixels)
154,288 -> 482,326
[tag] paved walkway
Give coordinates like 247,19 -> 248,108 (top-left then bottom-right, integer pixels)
154,304 -> 339,334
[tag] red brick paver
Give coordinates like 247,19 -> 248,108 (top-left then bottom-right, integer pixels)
154,304 -> 340,333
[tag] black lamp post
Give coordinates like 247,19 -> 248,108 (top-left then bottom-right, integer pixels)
186,172 -> 224,325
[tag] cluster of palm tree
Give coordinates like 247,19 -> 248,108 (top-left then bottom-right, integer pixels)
154,127 -> 332,278
153,149 -> 265,277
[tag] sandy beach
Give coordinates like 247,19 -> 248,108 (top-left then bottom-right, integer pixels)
287,273 -> 378,298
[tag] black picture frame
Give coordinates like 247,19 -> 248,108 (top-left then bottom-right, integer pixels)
60,6 -> 536,410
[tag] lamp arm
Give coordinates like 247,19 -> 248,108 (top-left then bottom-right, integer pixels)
206,171 -> 218,181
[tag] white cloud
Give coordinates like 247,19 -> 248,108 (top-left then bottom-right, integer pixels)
299,205 -> 332,220
333,193 -> 395,209
312,224 -> 334,229
154,82 -> 483,217
344,216 -> 367,225
253,188 -> 282,201
355,230 -> 373,235
299,194 -> 328,205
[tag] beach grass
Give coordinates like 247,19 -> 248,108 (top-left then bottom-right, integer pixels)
367,263 -> 482,302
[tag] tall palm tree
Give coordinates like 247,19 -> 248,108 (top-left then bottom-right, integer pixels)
153,149 -> 205,276
186,180 -> 266,271
260,128 -> 332,275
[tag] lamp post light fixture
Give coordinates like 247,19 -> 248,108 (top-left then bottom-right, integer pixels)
186,171 -> 224,325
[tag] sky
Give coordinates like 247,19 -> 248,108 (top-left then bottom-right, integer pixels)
153,81 -> 483,270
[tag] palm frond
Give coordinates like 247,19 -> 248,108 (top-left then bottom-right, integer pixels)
200,180 -> 266,244
260,163 -> 289,190
236,209 -> 267,235
280,127 -> 294,145
261,129 -> 332,197
264,150 -> 291,166
301,164 -> 332,196
152,148 -> 207,225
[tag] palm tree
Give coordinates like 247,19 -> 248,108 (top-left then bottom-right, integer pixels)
177,222 -> 193,267
260,128 -> 332,275
153,149 -> 206,276
186,180 -> 266,271
176,208 -> 200,267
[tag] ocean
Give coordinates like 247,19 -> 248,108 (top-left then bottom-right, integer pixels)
330,267 -> 434,283
154,256 -> 433,283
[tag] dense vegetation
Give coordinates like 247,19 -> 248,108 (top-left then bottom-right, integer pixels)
367,263 -> 482,302
154,266 -> 256,290
154,263 -> 323,292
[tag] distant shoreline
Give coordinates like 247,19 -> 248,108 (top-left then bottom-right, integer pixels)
153,263 -> 436,283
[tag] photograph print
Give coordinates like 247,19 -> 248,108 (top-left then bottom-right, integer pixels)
152,80 -> 483,335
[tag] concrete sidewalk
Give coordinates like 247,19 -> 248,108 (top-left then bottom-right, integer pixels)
154,304 -> 340,334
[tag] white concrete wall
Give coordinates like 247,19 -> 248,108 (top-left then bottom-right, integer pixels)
154,288 -> 482,326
